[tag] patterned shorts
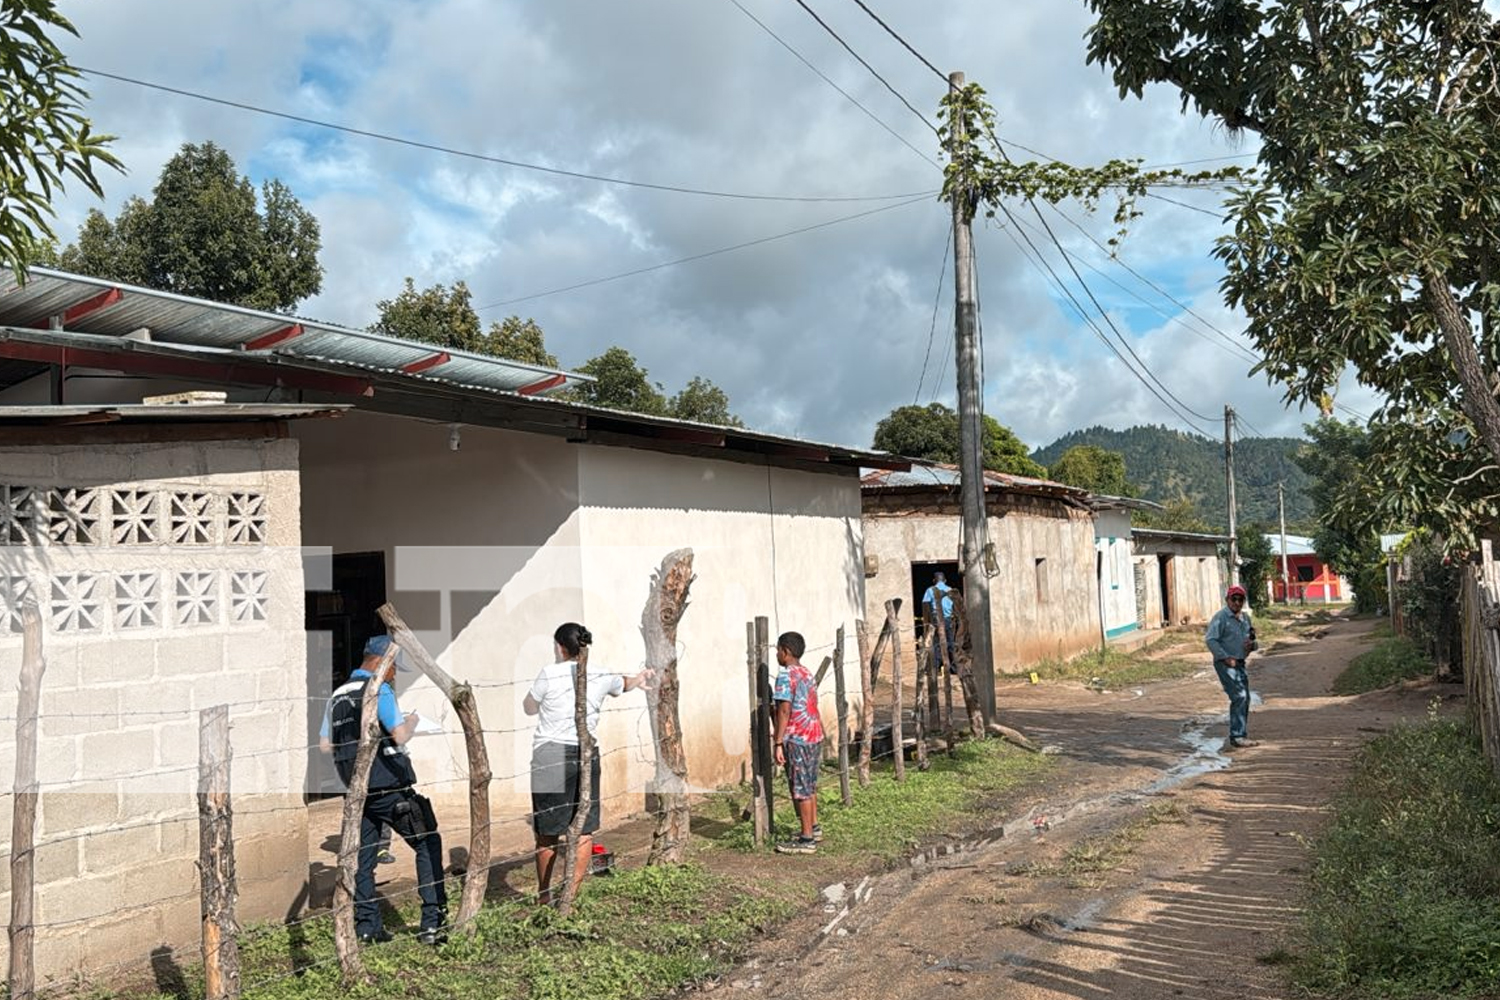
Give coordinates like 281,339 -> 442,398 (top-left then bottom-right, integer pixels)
784,739 -> 822,800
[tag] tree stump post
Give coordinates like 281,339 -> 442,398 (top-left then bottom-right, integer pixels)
7,600 -> 44,1000
951,600 -> 987,738
642,549 -> 695,865
887,600 -> 906,781
854,620 -> 873,786
332,647 -> 393,984
746,622 -> 768,844
832,626 -> 852,805
754,617 -> 775,836
198,705 -> 240,1000
930,602 -> 957,753
911,618 -> 929,772
556,644 -> 592,917
378,603 -> 491,929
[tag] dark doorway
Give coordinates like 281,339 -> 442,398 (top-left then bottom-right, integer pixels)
910,560 -> 960,640
1157,554 -> 1175,627
304,551 -> 388,797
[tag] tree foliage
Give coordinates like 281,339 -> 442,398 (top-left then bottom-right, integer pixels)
574,346 -> 668,415
58,142 -> 321,311
668,376 -> 743,427
1134,495 -> 1212,534
0,2 -> 120,275
872,403 -> 1047,477
1236,522 -> 1275,610
372,278 -> 560,368
1078,0 -> 1500,549
1047,444 -> 1135,495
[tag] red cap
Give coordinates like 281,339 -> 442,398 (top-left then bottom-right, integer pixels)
1226,585 -> 1247,599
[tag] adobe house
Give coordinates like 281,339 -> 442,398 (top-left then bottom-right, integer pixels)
1087,496 -> 1162,645
1131,528 -> 1229,627
0,267 -> 901,977
860,463 -> 1099,673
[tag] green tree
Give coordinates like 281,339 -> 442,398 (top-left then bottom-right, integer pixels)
1076,0 -> 1500,548
872,403 -> 1047,477
1048,444 -> 1134,495
372,279 -> 561,368
1236,523 -> 1275,610
668,376 -> 743,427
1294,418 -> 1392,613
59,141 -> 321,311
0,2 -> 120,274
575,347 -> 668,415
1135,496 -> 1212,534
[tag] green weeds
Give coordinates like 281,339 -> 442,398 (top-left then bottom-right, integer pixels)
1332,636 -> 1432,694
1293,717 -> 1500,998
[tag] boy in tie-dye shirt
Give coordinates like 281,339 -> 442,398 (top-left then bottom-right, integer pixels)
772,631 -> 824,854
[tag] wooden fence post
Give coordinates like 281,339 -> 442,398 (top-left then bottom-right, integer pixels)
912,617 -> 929,772
642,550 -> 695,865
755,618 -> 775,836
832,626 -> 851,806
854,621 -> 873,786
332,647 -> 394,984
887,600 -> 906,781
929,601 -> 956,753
379,603 -> 492,930
746,623 -> 767,844
950,600 -> 987,739
7,600 -> 44,1000
556,645 -> 592,917
198,705 -> 239,1000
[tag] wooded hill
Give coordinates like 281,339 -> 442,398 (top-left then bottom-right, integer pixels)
1032,425 -> 1313,530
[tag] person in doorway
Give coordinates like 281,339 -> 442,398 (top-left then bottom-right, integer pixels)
921,571 -> 959,674
524,623 -> 654,905
772,631 -> 825,855
1205,585 -> 1259,749
327,635 -> 448,945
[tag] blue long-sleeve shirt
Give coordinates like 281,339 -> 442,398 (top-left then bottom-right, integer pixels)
1205,607 -> 1253,664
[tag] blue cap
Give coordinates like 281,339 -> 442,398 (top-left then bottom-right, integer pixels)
362,635 -> 411,671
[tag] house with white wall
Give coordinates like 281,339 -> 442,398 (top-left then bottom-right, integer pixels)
0,267 -> 901,978
1087,496 -> 1162,644
1131,528 -> 1229,627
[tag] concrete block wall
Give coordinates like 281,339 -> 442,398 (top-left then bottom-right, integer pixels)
0,436 -> 309,980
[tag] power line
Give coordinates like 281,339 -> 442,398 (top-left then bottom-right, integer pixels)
78,66 -> 930,205
1144,190 -> 1225,217
476,193 -> 934,309
785,0 -> 937,133
725,0 -> 938,168
914,220 -> 953,403
842,0 -> 947,82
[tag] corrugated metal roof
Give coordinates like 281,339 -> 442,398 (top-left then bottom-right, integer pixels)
861,461 -> 1085,496
0,403 -> 346,424
1132,527 -> 1231,543
0,267 -> 587,395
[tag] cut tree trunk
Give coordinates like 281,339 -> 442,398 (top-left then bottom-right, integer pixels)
642,549 -> 695,865
332,649 -> 393,985
556,645 -> 592,918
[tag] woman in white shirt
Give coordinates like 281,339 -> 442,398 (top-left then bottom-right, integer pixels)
523,622 -> 652,904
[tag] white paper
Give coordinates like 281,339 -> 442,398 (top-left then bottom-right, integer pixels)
412,713 -> 444,736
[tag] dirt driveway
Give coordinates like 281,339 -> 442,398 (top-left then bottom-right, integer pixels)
734,614 -> 1458,999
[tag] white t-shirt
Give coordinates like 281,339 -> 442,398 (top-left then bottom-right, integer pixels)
529,660 -> 625,746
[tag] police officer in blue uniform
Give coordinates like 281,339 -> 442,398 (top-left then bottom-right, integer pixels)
328,635 -> 447,945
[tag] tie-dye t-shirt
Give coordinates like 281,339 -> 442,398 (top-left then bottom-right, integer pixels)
773,662 -> 824,745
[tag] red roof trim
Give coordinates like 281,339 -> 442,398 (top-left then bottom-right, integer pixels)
242,324 -> 304,351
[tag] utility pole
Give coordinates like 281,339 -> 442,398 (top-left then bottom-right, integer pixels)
948,69 -> 995,725
1278,481 -> 1290,604
1225,405 -> 1240,587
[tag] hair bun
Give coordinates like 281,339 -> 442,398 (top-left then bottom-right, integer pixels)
578,627 -> 593,646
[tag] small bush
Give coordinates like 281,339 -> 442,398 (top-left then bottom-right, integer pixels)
1332,637 -> 1432,695
1294,718 -> 1500,997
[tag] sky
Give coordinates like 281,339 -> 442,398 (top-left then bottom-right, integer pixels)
50,0 -> 1387,453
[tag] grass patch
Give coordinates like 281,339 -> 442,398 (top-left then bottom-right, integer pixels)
1332,636 -> 1432,695
1293,716 -> 1500,998
1031,640 -> 1202,688
703,738 -> 1053,859
84,864 -> 794,1000
1018,800 -> 1188,888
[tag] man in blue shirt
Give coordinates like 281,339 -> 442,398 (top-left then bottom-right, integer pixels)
921,572 -> 958,673
1205,585 -> 1259,749
328,635 -> 447,945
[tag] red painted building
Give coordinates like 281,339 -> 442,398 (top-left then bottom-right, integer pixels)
1266,535 -> 1347,603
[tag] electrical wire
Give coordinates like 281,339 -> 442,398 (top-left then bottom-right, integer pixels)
1144,190 -> 1226,217
785,0 -> 937,132
475,193 -> 933,309
78,66 -> 931,205
726,0 -> 938,168
914,220 -> 953,403
842,0 -> 947,82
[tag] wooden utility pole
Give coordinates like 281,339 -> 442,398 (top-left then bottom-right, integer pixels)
1225,404 -> 1240,586
1278,481 -> 1290,603
949,69 -> 995,725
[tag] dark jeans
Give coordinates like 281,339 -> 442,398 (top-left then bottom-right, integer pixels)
355,788 -> 447,936
930,618 -> 957,673
1214,660 -> 1250,740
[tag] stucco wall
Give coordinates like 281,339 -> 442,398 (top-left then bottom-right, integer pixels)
862,493 -> 1100,673
1094,511 -> 1138,638
0,435 -> 306,978
294,413 -> 864,843
1131,538 -> 1224,625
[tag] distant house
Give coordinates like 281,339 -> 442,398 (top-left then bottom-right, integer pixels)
1088,496 -> 1162,643
1265,533 -> 1349,603
860,463 -> 1099,672
1131,528 -> 1229,626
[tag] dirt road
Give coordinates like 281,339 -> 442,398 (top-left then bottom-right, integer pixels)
737,614 -> 1455,1000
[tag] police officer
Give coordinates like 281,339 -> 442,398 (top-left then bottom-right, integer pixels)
328,634 -> 447,945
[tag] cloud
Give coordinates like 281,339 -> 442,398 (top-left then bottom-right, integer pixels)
54,0 -> 1310,451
